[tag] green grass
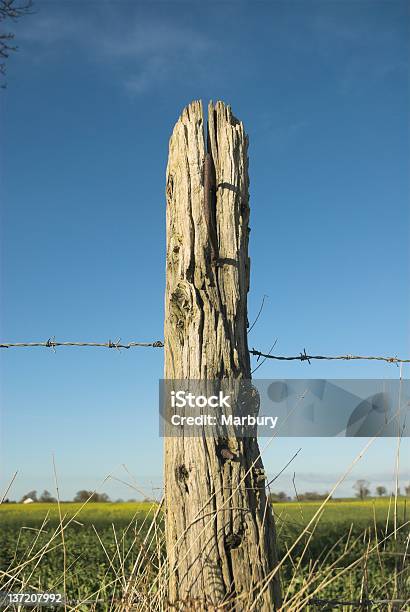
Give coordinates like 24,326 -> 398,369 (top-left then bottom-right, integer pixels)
0,499 -> 408,610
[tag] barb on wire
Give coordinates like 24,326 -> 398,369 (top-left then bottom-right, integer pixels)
251,338 -> 278,375
300,348 -> 311,364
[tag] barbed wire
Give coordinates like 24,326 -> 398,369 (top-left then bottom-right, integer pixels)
250,347 -> 410,364
0,338 -> 409,365
0,338 -> 164,351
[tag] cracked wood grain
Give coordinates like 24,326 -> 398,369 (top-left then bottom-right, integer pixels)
164,100 -> 281,610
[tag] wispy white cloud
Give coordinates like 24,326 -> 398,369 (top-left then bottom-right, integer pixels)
310,11 -> 409,94
100,21 -> 211,59
338,55 -> 408,95
15,4 -> 216,94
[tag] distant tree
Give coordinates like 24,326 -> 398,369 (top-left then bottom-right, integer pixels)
375,486 -> 387,497
298,491 -> 330,502
20,490 -> 37,502
405,484 -> 410,497
114,498 -> 124,503
73,490 -> 110,503
39,490 -> 57,503
0,0 -> 33,86
353,480 -> 370,501
73,490 -> 91,502
269,491 -> 289,503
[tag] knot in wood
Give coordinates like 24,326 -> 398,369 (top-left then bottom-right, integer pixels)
176,464 -> 189,481
175,464 -> 189,493
224,533 -> 242,551
219,447 -> 237,462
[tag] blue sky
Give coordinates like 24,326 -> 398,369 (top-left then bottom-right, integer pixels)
1,0 -> 409,501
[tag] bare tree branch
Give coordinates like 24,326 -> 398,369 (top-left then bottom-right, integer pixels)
0,0 -> 33,85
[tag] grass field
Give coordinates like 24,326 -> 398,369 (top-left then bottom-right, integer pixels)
0,499 -> 408,610
1,497 -> 405,527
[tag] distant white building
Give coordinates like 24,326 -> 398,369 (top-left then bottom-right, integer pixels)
23,497 -> 34,504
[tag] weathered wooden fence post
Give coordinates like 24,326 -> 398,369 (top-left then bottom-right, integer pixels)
164,100 -> 281,610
